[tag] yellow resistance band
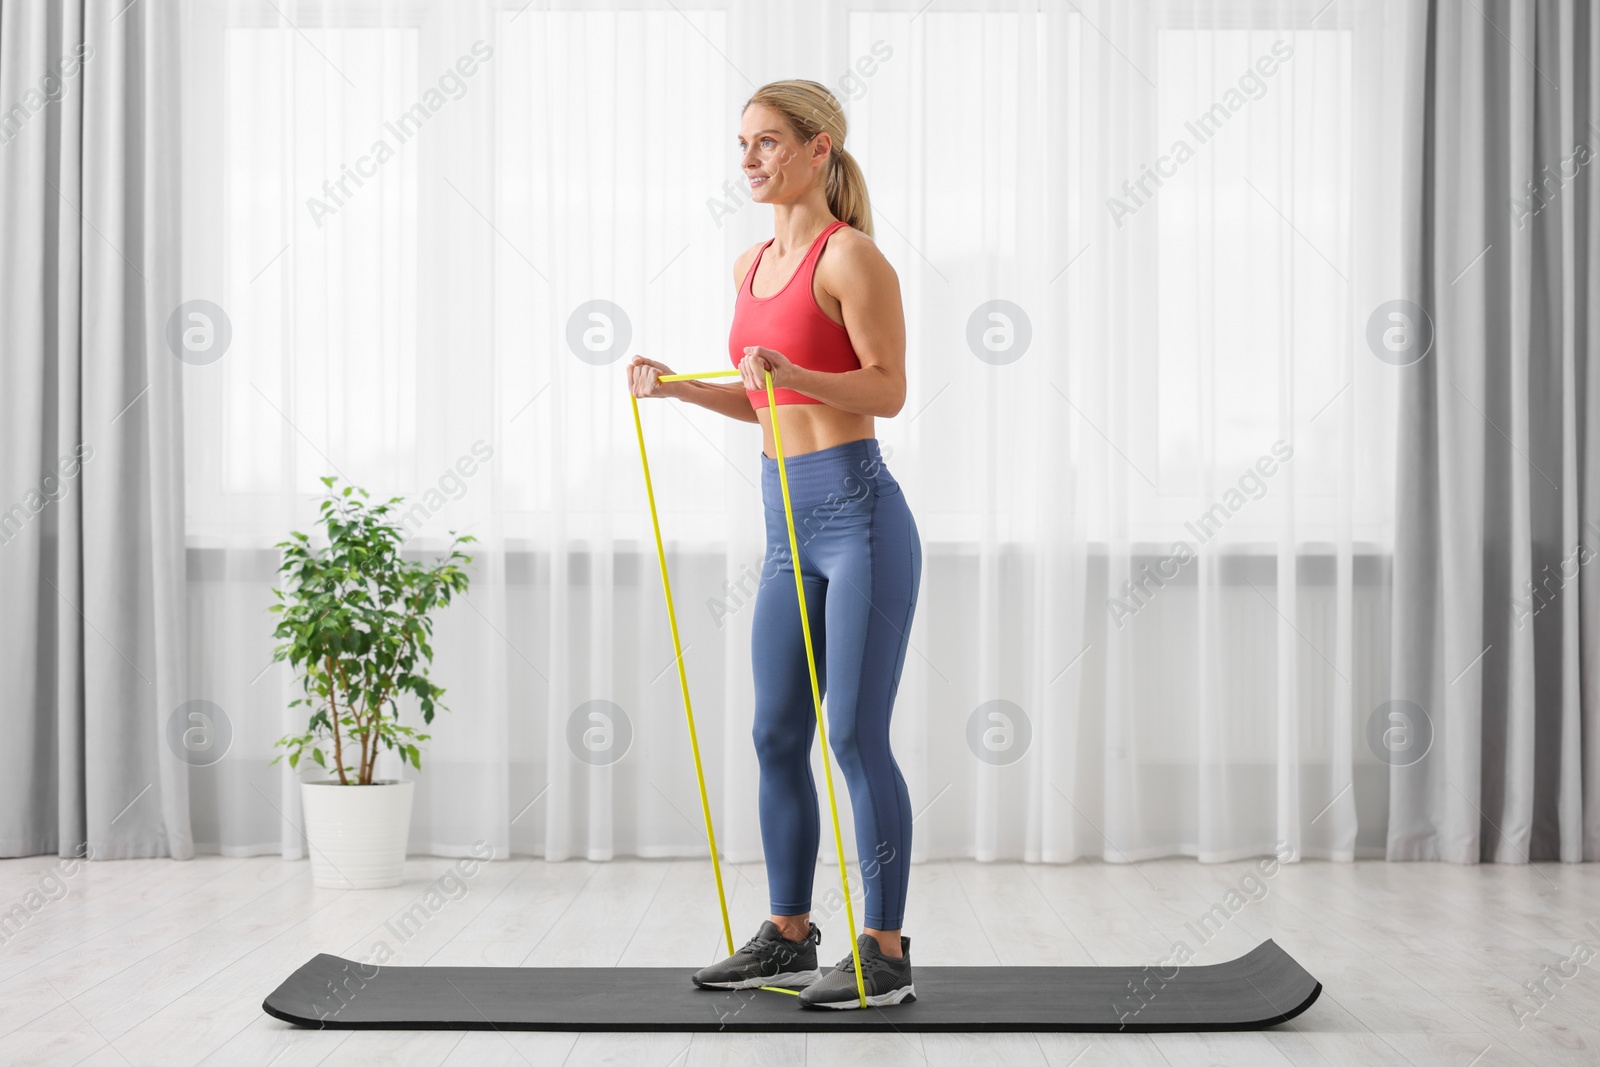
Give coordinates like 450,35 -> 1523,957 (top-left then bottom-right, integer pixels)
632,366 -> 869,1009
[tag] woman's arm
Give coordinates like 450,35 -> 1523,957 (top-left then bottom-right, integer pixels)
780,364 -> 900,418
668,378 -> 760,423
628,356 -> 757,422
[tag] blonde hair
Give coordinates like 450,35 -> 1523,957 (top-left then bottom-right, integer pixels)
743,79 -> 873,239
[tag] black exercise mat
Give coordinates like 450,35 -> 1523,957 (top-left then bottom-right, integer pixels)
261,939 -> 1319,1032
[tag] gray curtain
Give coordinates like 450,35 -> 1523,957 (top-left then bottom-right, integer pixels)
0,1 -> 191,859
1391,0 -> 1599,862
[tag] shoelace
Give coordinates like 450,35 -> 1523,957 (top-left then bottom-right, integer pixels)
739,932 -> 778,956
832,948 -> 903,979
740,927 -> 811,957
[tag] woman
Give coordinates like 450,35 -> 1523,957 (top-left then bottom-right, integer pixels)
627,79 -> 921,1009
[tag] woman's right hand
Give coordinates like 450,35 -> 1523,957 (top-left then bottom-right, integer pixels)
628,356 -> 678,399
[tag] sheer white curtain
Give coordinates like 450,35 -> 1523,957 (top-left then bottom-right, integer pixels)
174,0 -> 1423,869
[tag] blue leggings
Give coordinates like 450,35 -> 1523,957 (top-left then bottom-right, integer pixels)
752,437 -> 921,931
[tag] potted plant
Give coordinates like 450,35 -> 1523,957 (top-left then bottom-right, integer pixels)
269,475 -> 474,888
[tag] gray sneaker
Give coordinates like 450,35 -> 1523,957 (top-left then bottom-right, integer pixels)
797,933 -> 916,1009
690,920 -> 822,990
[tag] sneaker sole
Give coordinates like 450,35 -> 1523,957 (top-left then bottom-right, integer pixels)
692,968 -> 822,991
802,984 -> 917,1009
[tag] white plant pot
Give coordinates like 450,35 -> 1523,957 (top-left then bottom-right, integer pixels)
299,778 -> 415,889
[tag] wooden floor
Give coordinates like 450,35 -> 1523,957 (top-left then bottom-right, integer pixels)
0,852 -> 1596,1065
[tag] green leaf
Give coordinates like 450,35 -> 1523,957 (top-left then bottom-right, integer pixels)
272,478 -> 471,774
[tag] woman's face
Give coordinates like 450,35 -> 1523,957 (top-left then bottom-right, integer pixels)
738,104 -> 825,204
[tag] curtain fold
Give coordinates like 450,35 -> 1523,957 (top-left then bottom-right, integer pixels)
1057,0 -> 1420,864
1390,0 -> 1600,863
0,0 -> 191,860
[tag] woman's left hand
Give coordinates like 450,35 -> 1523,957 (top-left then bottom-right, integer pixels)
739,346 -> 798,394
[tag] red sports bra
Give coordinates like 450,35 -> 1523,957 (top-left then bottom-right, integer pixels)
728,219 -> 861,406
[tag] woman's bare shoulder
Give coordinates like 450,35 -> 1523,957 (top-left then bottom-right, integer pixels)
733,239 -> 769,290
820,224 -> 896,289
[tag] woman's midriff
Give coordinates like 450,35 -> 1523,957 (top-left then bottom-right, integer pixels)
756,404 -> 875,460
